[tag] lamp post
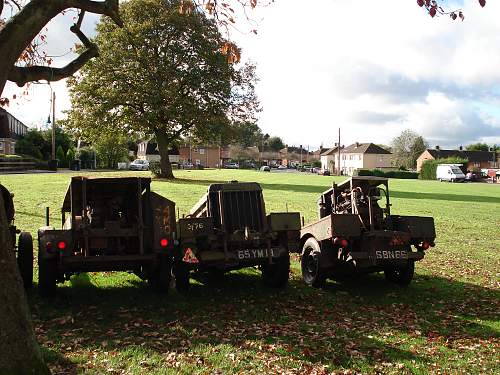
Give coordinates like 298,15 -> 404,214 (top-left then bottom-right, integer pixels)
51,91 -> 56,161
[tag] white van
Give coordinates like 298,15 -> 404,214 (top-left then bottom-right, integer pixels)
436,164 -> 465,182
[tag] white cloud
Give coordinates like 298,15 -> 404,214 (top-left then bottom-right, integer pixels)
3,0 -> 500,148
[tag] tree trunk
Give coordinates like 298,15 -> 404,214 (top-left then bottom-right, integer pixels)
155,131 -> 174,179
0,188 -> 50,375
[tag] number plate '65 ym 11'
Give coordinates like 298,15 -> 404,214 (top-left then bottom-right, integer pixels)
237,248 -> 281,260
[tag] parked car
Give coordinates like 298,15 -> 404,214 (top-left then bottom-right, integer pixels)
312,167 -> 320,174
319,169 -> 331,176
129,159 -> 149,171
436,164 -> 465,182
277,165 -> 287,170
225,162 -> 239,169
260,165 -> 271,172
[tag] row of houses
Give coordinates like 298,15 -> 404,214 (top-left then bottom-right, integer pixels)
0,108 -> 29,155
1,108 -> 497,173
137,140 -> 323,168
138,138 -> 499,175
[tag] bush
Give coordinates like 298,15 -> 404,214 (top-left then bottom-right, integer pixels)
149,161 -> 161,177
78,147 -> 95,169
354,168 -> 418,179
56,145 -> 66,167
66,148 -> 76,163
420,157 -> 467,180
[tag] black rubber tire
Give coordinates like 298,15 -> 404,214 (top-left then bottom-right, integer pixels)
173,261 -> 190,293
261,254 -> 290,288
38,251 -> 57,297
149,255 -> 172,293
384,260 -> 415,286
301,238 -> 327,288
17,232 -> 33,290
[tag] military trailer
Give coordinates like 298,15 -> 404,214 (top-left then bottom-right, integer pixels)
300,177 -> 435,287
173,181 -> 301,292
37,177 -> 175,296
1,183 -> 33,289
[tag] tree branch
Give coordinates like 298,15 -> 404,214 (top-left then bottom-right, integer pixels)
8,16 -> 98,86
66,0 -> 123,26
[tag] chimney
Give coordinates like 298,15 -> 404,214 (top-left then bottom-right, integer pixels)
355,142 -> 359,148
435,145 -> 440,150
459,145 -> 463,151
334,142 -> 338,147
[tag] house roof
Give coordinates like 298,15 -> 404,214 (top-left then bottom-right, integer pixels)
424,149 -> 494,162
320,146 -> 344,156
342,143 -> 391,155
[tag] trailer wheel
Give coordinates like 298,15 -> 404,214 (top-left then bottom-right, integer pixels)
261,254 -> 290,288
384,260 -> 415,285
173,261 -> 190,293
301,238 -> 327,288
149,255 -> 172,293
17,232 -> 33,290
38,253 -> 57,297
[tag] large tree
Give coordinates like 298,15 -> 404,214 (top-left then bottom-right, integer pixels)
0,1 -> 261,373
65,0 -> 258,178
391,129 -> 429,170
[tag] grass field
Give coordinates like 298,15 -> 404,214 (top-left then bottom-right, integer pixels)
1,169 -> 499,374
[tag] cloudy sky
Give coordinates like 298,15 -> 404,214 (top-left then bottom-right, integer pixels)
3,0 -> 500,150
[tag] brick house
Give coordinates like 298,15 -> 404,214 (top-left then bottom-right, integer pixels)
0,108 -> 28,155
179,145 -> 229,167
416,148 -> 498,172
338,143 -> 392,176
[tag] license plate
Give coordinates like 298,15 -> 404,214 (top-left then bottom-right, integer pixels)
237,248 -> 281,260
375,250 -> 408,259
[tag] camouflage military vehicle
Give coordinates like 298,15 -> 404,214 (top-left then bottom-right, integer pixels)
1,183 -> 33,289
300,177 -> 435,287
173,181 -> 301,292
37,177 -> 175,296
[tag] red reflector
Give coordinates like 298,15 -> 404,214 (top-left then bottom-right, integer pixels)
422,242 -> 430,250
46,242 -> 53,250
57,241 -> 66,250
160,238 -> 168,247
340,239 -> 348,248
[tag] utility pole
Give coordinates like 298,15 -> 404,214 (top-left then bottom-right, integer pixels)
51,91 -> 56,160
338,128 -> 341,175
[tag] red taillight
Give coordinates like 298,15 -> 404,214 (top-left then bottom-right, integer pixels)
46,242 -> 53,251
422,241 -> 430,250
160,238 -> 168,248
333,237 -> 349,248
57,241 -> 66,250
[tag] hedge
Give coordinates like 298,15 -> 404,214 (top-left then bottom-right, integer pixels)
354,169 -> 419,179
420,157 -> 467,180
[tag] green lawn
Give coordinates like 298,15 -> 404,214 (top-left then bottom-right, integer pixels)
1,170 -> 499,374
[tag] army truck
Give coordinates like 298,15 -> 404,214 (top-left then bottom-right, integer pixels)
300,177 -> 435,287
37,177 -> 175,296
1,183 -> 33,289
173,181 -> 301,292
